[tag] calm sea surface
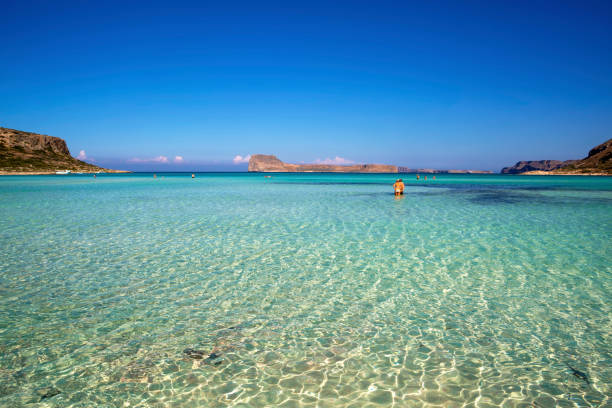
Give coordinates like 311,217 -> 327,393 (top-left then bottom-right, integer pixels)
0,173 -> 611,407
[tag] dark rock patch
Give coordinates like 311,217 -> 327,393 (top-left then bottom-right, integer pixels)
183,348 -> 206,360
37,387 -> 60,401
567,363 -> 590,385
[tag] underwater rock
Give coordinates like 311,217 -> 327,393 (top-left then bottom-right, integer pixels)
566,363 -> 590,385
205,352 -> 222,366
183,348 -> 223,365
183,348 -> 206,360
37,387 -> 60,400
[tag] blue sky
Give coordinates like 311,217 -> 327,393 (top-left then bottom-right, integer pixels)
1,1 -> 611,171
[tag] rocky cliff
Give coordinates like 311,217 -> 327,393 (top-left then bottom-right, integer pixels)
0,127 -> 124,174
248,154 -> 398,173
501,160 -> 577,174
0,128 -> 71,155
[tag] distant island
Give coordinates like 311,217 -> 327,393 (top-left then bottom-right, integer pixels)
248,154 -> 397,173
501,138 -> 611,175
248,154 -> 493,174
0,127 -> 127,175
397,167 -> 492,174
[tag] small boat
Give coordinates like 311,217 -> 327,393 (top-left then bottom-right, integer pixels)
55,170 -> 71,175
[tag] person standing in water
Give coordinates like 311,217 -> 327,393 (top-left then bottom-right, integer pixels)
393,178 -> 405,196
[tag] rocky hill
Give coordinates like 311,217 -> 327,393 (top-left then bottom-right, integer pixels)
549,138 -> 612,174
503,138 -> 612,175
0,127 -> 125,174
501,160 -> 577,174
248,154 -> 398,173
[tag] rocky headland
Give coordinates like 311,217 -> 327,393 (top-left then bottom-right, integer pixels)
501,160 -> 577,174
0,127 -> 128,174
248,154 -> 398,173
501,138 -> 611,175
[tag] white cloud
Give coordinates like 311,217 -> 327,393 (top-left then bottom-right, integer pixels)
233,154 -> 251,164
314,156 -> 355,165
76,150 -> 96,162
173,156 -> 184,163
128,156 -> 169,163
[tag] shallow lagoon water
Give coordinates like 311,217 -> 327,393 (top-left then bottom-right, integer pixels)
0,173 -> 611,407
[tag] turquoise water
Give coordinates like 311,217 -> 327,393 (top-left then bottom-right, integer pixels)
0,173 -> 611,407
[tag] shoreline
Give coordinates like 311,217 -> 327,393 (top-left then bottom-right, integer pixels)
1,170 -> 609,176
520,170 -> 610,176
0,170 -> 131,175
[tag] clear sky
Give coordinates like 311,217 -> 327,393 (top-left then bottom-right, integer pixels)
1,1 -> 611,171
